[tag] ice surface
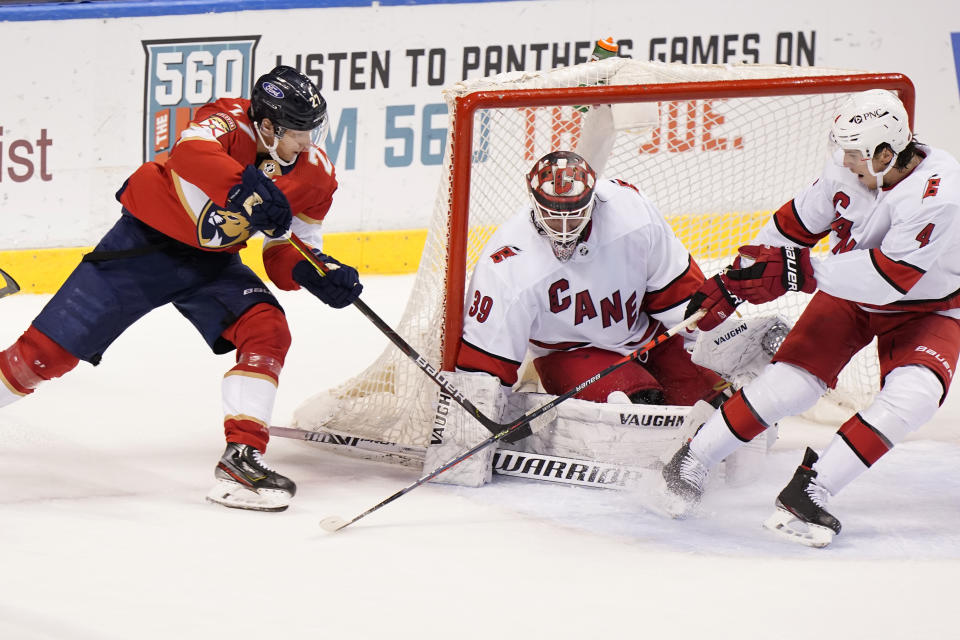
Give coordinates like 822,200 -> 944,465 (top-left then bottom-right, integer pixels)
1,275 -> 957,639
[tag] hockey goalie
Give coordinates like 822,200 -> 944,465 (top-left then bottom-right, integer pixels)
426,149 -> 787,487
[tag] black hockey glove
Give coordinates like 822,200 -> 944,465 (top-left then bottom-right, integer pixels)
292,250 -> 363,308
225,164 -> 293,238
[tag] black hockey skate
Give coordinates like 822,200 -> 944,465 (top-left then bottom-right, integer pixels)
763,447 -> 841,548
206,443 -> 297,512
661,440 -> 708,518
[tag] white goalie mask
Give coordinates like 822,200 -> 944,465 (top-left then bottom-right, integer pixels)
526,150 -> 597,262
829,89 -> 912,180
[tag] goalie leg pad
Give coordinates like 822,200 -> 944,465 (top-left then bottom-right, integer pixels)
424,371 -> 507,487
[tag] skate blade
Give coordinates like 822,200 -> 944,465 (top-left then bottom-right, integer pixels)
205,479 -> 291,513
658,484 -> 699,520
763,507 -> 834,548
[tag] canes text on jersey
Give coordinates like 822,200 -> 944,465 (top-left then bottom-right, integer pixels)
549,279 -> 640,328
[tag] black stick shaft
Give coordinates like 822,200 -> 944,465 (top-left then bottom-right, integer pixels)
323,311 -> 703,531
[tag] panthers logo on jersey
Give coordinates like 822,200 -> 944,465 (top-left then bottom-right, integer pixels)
197,201 -> 253,248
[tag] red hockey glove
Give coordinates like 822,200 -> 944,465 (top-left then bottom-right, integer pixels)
724,245 -> 816,304
685,274 -> 743,331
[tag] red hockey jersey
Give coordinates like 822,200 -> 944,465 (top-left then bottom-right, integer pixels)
118,97 -> 338,289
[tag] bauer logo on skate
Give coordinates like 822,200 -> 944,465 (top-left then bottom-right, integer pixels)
915,346 -> 954,379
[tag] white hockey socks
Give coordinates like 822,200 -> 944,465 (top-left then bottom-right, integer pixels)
425,371 -> 507,487
815,366 -> 942,495
691,362 -> 825,468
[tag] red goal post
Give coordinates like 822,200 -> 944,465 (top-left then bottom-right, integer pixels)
293,60 -> 915,448
444,72 -> 916,369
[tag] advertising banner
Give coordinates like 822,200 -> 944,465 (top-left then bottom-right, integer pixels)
0,0 -> 958,254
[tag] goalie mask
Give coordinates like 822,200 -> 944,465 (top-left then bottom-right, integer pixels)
829,89 -> 912,182
251,65 -> 329,166
526,151 -> 597,262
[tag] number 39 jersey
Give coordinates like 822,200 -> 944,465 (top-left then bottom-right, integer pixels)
456,179 -> 705,386
755,144 -> 960,316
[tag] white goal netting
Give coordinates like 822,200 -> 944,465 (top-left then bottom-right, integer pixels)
294,58 -> 910,446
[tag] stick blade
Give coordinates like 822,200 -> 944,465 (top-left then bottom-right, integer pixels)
319,515 -> 350,532
0,268 -> 20,299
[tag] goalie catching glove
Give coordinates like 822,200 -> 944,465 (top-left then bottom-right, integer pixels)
292,250 -> 363,308
226,164 -> 293,238
691,315 -> 792,388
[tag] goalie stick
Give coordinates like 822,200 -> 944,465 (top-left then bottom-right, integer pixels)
313,310 -> 704,532
0,268 -> 20,299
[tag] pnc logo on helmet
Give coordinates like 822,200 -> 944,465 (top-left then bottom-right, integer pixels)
850,108 -> 888,125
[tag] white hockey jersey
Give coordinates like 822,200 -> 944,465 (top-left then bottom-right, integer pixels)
755,144 -> 960,316
456,179 -> 704,385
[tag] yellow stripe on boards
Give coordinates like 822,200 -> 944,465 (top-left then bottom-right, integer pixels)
0,229 -> 429,294
0,214 -> 832,295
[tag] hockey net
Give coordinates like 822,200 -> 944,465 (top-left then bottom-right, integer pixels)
294,58 -> 915,447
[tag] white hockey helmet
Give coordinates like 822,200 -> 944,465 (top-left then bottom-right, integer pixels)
526,150 -> 597,262
829,89 -> 912,165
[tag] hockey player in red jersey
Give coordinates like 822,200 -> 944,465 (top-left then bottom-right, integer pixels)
662,89 -> 960,547
0,66 -> 362,512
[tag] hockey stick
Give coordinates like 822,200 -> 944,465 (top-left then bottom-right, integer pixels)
315,311 -> 703,532
0,268 -> 20,299
283,231 -> 521,436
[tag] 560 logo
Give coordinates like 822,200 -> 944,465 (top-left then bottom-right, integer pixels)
142,36 -> 259,163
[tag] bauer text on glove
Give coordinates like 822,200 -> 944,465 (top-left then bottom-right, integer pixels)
225,164 -> 293,238
292,251 -> 363,308
724,245 -> 816,304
